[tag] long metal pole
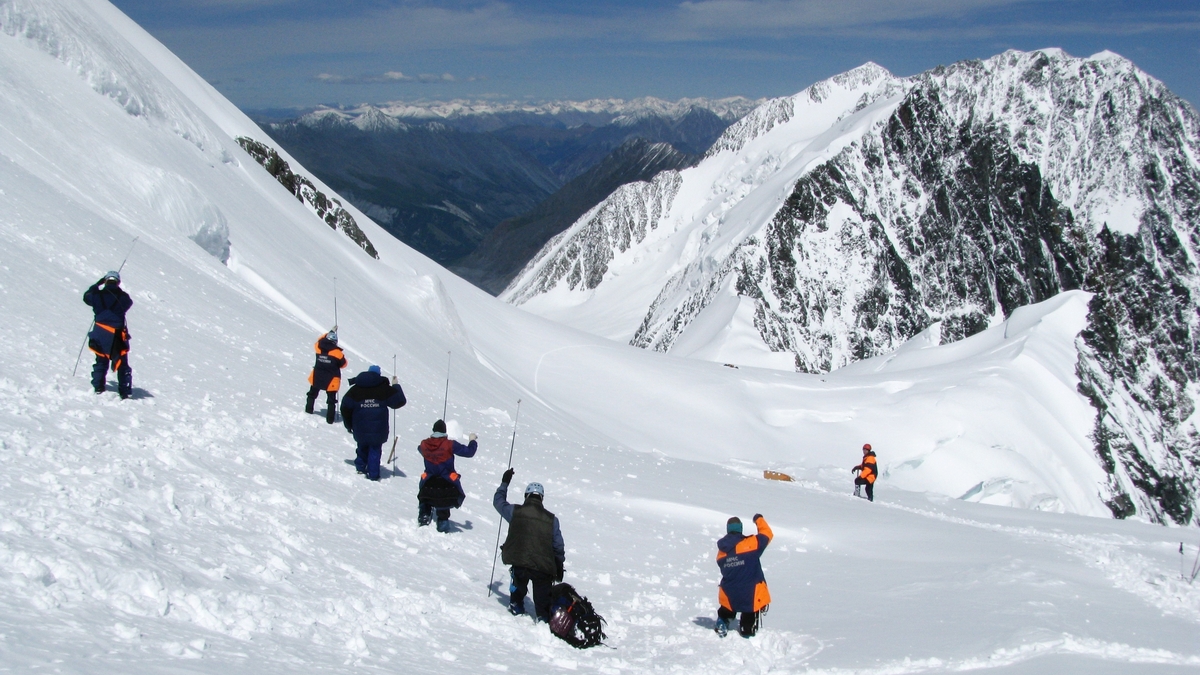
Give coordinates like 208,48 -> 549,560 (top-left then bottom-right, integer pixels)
73,236 -> 138,376
442,351 -> 451,420
387,354 -> 399,468
333,276 -> 338,330
488,399 -> 522,597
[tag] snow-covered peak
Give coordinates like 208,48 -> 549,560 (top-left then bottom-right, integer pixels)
709,62 -> 902,156
351,105 -> 408,132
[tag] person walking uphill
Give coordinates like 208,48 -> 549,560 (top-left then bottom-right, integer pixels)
306,330 -> 346,423
494,469 -> 565,623
340,365 -> 405,481
715,514 -> 773,639
417,420 -> 478,532
83,271 -> 133,398
853,443 -> 878,501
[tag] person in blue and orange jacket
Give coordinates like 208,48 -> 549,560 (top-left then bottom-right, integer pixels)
83,271 -> 133,399
340,365 -> 406,481
417,419 -> 478,532
853,443 -> 878,501
306,329 -> 346,424
715,514 -> 773,638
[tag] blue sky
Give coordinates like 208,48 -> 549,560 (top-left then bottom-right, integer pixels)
111,0 -> 1200,111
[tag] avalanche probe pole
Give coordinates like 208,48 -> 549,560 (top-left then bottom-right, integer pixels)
386,354 -> 399,469
333,276 -> 339,330
72,236 -> 139,376
442,351 -> 452,420
488,398 -> 522,597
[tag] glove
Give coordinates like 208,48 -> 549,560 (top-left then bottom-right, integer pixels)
390,376 -> 398,385
468,433 -> 478,442
555,561 -> 564,583
753,513 -> 764,522
502,468 -> 514,485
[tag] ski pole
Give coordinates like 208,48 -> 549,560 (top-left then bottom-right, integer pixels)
73,236 -> 138,376
488,399 -> 522,597
333,276 -> 338,330
387,354 -> 399,469
442,351 -> 452,420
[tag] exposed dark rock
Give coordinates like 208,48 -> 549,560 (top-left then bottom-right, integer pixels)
235,137 -> 377,258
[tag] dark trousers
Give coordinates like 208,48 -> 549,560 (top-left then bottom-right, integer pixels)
855,477 -> 875,501
718,606 -> 760,636
355,443 -> 382,479
306,387 -> 337,422
92,355 -> 132,397
510,566 -> 554,620
418,502 -> 451,523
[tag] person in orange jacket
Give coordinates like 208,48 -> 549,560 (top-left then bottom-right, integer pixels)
853,443 -> 878,501
714,514 -> 772,638
305,329 -> 346,423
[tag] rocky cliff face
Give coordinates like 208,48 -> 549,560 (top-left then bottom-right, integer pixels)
505,50 -> 1200,524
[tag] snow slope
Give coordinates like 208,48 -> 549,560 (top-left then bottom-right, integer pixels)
0,0 -> 1198,672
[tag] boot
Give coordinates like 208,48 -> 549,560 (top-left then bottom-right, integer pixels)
326,403 -> 336,424
853,485 -> 862,498
304,393 -> 315,414
714,618 -> 728,638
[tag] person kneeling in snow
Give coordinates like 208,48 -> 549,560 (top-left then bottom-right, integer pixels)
340,365 -> 406,481
852,443 -> 877,501
417,419 -> 478,532
715,514 -> 772,638
494,469 -> 565,622
83,271 -> 133,399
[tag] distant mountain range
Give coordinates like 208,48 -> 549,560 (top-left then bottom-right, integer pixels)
249,97 -> 760,267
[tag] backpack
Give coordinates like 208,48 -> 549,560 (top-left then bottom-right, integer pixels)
548,583 -> 606,649
417,476 -> 461,508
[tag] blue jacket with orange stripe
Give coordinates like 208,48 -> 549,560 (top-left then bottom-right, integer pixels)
716,515 -> 773,613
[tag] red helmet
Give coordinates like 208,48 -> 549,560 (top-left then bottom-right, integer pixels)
862,443 -> 872,451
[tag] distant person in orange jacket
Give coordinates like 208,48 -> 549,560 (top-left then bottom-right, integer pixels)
853,443 -> 877,501
714,514 -> 772,638
306,329 -> 346,424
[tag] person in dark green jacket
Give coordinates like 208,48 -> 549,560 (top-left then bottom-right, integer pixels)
494,468 -> 565,622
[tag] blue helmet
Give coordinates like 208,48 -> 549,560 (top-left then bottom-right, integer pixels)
368,365 -> 381,374
524,482 -> 544,497
103,271 -> 120,284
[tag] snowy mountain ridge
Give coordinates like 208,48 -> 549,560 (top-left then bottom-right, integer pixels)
505,49 -> 1200,524
308,96 -> 764,127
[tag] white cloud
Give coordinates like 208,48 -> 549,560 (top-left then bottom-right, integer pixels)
314,70 -> 465,85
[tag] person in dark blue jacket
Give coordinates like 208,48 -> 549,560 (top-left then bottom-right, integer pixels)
715,514 -> 773,638
340,366 -> 406,481
417,419 -> 478,531
494,468 -> 565,622
83,271 -> 134,398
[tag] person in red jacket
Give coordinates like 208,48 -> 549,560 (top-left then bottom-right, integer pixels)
853,443 -> 878,501
306,329 -> 346,424
417,420 -> 478,532
715,514 -> 772,638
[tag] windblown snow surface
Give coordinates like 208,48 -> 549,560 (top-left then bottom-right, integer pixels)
0,1 -> 1198,673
